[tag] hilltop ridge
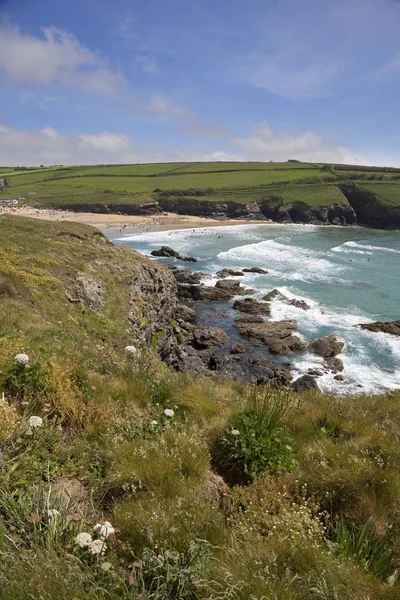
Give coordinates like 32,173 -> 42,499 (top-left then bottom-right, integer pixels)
1,161 -> 400,229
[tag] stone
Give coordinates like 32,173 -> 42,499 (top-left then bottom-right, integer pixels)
233,297 -> 271,315
214,279 -> 253,296
309,335 -> 344,357
235,319 -> 306,355
325,357 -> 344,372
166,345 -> 208,374
235,316 -> 264,323
175,304 -> 197,323
151,246 -> 197,262
216,268 -> 244,278
242,267 -> 268,274
334,374 -> 345,381
292,374 -> 319,392
192,326 -> 229,350
262,288 -> 310,310
172,269 -> 203,284
208,354 -> 292,386
359,321 -> 400,337
231,343 -> 246,354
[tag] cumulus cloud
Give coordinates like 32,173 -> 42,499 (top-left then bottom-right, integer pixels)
233,122 -> 362,164
0,25 -> 127,96
0,124 -> 240,166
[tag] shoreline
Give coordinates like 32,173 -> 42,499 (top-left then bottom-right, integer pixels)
0,206 -> 273,233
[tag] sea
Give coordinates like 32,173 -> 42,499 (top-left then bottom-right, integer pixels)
110,224 -> 400,396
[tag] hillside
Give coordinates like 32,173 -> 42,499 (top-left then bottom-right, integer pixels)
0,215 -> 400,599
1,162 -> 400,228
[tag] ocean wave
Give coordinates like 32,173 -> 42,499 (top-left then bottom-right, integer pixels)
218,238 -> 345,283
331,240 -> 400,255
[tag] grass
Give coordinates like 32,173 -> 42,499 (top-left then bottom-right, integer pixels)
0,215 -> 400,598
1,162 -> 399,221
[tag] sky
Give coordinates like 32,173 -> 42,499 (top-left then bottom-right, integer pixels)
1,0 -> 400,166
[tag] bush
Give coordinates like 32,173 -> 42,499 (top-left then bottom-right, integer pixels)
213,398 -> 298,484
0,359 -> 48,401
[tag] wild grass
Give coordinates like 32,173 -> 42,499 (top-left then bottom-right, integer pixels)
0,215 -> 399,598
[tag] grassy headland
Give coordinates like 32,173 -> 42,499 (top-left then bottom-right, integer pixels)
1,161 -> 400,227
0,214 -> 399,599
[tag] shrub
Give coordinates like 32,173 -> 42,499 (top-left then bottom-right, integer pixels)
213,399 -> 298,484
0,358 -> 48,401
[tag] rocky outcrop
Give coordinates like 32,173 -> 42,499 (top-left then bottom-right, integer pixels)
208,354 -> 292,386
172,269 -> 204,284
292,374 -> 319,392
235,319 -> 306,354
216,268 -> 244,278
242,267 -> 268,274
262,289 -> 310,310
129,263 -> 178,347
309,335 -> 344,357
192,326 -> 228,350
233,298 -> 271,315
325,357 -> 344,372
260,200 -> 357,226
359,320 -> 400,336
151,246 -> 197,262
175,304 -> 197,323
179,280 -> 254,302
339,184 -> 400,229
231,343 -> 246,354
66,273 -> 104,311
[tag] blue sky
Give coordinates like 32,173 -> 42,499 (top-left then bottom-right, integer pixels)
1,0 -> 400,165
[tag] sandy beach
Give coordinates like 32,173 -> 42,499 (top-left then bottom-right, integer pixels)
0,205 -> 269,233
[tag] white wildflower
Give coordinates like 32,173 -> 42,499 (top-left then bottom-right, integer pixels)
89,539 -> 107,555
231,429 -> 240,436
47,509 -> 61,520
15,353 -> 29,365
75,532 -> 93,548
150,420 -> 158,426
93,521 -> 115,539
124,345 -> 137,355
28,416 -> 43,429
100,561 -> 113,572
164,409 -> 174,418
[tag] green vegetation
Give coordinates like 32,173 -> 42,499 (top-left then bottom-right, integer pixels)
1,162 -> 399,217
0,215 -> 400,598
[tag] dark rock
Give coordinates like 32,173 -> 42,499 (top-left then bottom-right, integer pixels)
309,335 -> 344,357
216,268 -> 244,278
165,345 -> 208,374
334,374 -> 345,381
242,267 -> 268,274
292,375 -> 319,392
192,326 -> 228,350
325,357 -> 344,372
231,343 -> 246,354
208,354 -> 292,386
235,319 -> 306,355
66,274 -> 104,311
233,297 -> 271,315
175,304 -> 197,323
215,279 -> 254,296
359,321 -> 400,337
173,269 -> 203,284
235,316 -> 264,323
307,369 -> 323,377
151,246 -> 197,263
262,288 -> 310,310
151,246 -> 180,258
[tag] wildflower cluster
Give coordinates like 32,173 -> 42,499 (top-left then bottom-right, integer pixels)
74,521 -> 115,557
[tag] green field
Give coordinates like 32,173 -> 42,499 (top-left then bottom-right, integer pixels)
1,162 -> 400,225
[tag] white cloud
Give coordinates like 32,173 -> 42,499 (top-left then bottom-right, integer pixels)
234,122 -> 363,164
144,94 -> 228,138
134,54 -> 159,74
0,124 -> 239,166
0,25 -> 127,96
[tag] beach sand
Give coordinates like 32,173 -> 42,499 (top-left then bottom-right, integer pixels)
0,206 -> 271,233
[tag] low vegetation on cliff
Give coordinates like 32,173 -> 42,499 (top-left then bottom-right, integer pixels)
1,161 -> 400,227
0,215 -> 400,599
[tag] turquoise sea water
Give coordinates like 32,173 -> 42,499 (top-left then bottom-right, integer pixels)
111,224 -> 400,395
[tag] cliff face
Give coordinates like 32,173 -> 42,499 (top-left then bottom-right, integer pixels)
339,184 -> 400,229
0,215 -> 178,355
259,200 -> 357,225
